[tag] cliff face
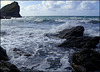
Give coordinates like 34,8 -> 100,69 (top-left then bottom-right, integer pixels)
0,1 -> 21,19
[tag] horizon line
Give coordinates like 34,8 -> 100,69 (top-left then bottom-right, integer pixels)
21,15 -> 100,16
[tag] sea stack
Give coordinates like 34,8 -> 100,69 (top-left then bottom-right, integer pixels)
0,1 -> 21,19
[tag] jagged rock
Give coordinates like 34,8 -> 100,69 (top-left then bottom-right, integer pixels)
0,46 -> 9,61
0,60 -> 20,72
57,26 -> 100,49
58,36 -> 100,49
57,26 -> 84,39
0,46 -> 20,72
71,49 -> 100,72
0,1 -> 21,19
13,48 -> 32,57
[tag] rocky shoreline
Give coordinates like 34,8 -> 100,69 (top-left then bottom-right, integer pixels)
0,46 -> 20,72
0,1 -> 100,72
56,26 -> 100,72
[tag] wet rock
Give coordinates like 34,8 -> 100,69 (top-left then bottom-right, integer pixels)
46,58 -> 62,70
0,46 -> 20,72
13,48 -> 20,51
71,49 -> 100,72
58,36 -> 100,49
24,53 -> 32,56
0,60 -> 20,72
65,67 -> 72,70
0,46 -> 9,61
0,1 -> 21,19
1,31 -> 7,36
88,20 -> 100,24
57,26 -> 84,38
57,26 -> 100,49
13,48 -> 32,57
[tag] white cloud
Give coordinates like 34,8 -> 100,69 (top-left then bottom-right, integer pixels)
1,1 -> 98,16
42,1 -> 66,11
79,1 -> 97,10
42,1 -> 98,11
62,1 -> 79,10
21,1 -> 99,16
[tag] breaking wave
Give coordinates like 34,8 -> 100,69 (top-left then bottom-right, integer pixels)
1,16 -> 99,72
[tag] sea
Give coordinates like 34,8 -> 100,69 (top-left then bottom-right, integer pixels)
1,16 -> 100,72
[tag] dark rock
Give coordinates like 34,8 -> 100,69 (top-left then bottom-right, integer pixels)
88,20 -> 100,24
65,67 -> 72,70
24,53 -> 32,56
1,31 -> 7,36
0,46 -> 9,61
71,49 -> 100,72
13,48 -> 20,51
0,1 -> 21,19
58,36 -> 100,49
13,48 -> 32,57
57,26 -> 100,49
0,60 -> 20,72
0,47 -> 20,72
57,26 -> 84,39
46,58 -> 62,70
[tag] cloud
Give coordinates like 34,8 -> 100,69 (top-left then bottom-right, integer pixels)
42,1 -> 80,10
20,1 -> 99,16
1,1 -> 98,16
42,1 -> 98,11
62,1 -> 81,10
79,1 -> 97,10
42,1 -> 65,11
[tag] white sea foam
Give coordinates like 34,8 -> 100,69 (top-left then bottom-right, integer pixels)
1,16 -> 99,72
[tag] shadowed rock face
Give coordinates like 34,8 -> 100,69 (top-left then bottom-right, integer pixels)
0,60 -> 20,72
0,46 -> 21,72
57,26 -> 84,38
71,49 -> 100,72
57,26 -> 100,49
58,36 -> 100,49
0,46 -> 9,61
0,1 -> 21,19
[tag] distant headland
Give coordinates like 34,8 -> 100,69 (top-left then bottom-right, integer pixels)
0,1 -> 21,19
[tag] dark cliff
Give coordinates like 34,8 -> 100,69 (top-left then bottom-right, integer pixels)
0,1 -> 21,19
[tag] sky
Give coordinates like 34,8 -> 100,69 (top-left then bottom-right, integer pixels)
0,1 -> 99,16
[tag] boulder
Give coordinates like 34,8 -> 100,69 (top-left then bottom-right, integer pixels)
0,60 -> 20,72
71,49 -> 100,72
58,36 -> 100,49
0,46 -> 9,61
57,26 -> 84,39
0,1 -> 21,19
57,26 -> 100,49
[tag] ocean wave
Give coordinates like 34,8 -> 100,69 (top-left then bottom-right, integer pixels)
5,17 -> 66,24
34,19 -> 65,24
1,16 -> 99,72
87,20 -> 100,24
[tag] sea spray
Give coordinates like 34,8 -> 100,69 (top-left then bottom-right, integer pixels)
1,16 -> 99,72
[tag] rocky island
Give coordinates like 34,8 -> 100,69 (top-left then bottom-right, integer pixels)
0,1 -> 21,19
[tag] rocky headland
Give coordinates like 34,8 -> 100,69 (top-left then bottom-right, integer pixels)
0,1 -> 21,19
